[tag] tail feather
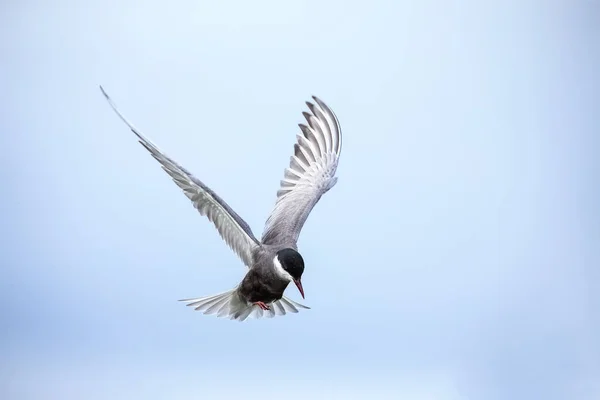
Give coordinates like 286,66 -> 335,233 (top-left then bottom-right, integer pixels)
179,290 -> 310,321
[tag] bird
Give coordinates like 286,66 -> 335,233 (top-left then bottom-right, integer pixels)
100,86 -> 342,321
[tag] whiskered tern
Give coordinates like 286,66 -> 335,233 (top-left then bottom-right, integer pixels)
100,86 -> 342,321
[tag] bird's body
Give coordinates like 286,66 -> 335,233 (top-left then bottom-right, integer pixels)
100,86 -> 342,321
240,245 -> 292,303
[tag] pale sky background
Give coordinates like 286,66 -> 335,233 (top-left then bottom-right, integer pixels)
1,1 -> 599,399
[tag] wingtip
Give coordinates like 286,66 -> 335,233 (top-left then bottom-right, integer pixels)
99,84 -> 111,101
312,95 -> 324,105
311,96 -> 328,110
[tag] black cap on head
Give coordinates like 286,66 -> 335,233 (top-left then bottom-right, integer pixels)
277,248 -> 305,281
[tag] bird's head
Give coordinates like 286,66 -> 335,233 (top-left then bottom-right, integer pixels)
274,248 -> 305,299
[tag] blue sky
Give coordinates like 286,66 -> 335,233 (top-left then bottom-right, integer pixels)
1,1 -> 598,399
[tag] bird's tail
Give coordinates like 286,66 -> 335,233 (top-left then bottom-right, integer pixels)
179,289 -> 310,321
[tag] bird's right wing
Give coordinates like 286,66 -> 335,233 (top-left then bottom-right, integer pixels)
100,86 -> 261,267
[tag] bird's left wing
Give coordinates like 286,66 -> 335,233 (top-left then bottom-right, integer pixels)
100,86 -> 261,267
261,97 -> 342,246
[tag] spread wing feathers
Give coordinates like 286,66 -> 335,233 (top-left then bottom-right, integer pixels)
100,86 -> 260,267
261,96 -> 342,245
179,289 -> 310,321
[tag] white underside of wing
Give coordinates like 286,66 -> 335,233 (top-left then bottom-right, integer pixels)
180,290 -> 310,322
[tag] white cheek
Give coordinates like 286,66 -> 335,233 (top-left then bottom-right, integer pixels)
273,256 -> 293,282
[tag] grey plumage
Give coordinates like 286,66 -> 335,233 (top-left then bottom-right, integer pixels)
262,97 -> 342,246
100,86 -> 342,321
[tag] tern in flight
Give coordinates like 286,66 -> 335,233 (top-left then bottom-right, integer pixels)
100,86 -> 342,321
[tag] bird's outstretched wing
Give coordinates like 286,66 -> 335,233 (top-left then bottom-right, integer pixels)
100,86 -> 261,267
261,97 -> 342,246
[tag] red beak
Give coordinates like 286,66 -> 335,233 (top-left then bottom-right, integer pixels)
294,279 -> 305,299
